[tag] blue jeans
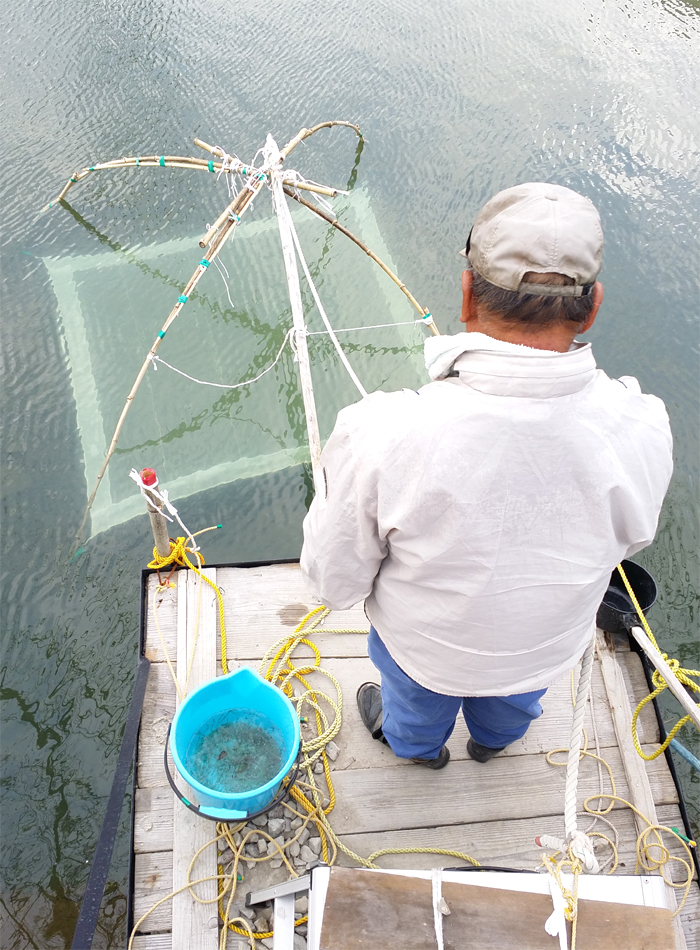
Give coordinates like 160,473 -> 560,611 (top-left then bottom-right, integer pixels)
367,626 -> 547,760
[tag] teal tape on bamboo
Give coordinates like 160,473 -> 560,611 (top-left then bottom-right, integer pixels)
136,157 -> 140,166
159,156 -> 165,167
178,295 -> 188,303
158,330 -> 165,339
89,166 -> 95,171
199,259 -> 210,268
208,161 -> 214,172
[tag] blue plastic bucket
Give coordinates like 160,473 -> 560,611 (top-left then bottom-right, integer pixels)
169,667 -> 300,821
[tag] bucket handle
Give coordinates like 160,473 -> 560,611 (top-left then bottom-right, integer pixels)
164,724 -> 302,823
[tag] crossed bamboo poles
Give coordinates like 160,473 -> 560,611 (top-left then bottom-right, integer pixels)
42,121 -> 439,546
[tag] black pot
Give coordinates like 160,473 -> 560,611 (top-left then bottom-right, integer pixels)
596,559 -> 657,635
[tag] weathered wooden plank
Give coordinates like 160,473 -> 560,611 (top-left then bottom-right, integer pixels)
134,563 -> 693,946
134,784 -> 694,892
134,785 -> 173,853
137,661 -> 177,789
132,933 -> 173,950
326,743 -> 677,837
135,654 -> 657,792
172,568 -> 218,950
312,656 -> 658,769
333,802 -> 695,880
677,883 -> 700,950
144,572 -> 178,661
133,851 -> 173,934
319,866 -> 677,950
221,563 -> 369,661
597,630 -> 659,838
615,647 -> 660,744
141,564 -> 368,664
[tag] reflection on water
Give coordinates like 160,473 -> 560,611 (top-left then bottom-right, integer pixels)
1,0 -> 699,946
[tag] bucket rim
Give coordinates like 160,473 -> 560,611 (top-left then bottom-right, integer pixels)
169,667 -> 301,804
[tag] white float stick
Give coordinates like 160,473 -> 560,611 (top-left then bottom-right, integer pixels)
629,625 -> 700,731
286,208 -> 368,398
137,467 -> 172,559
267,137 -> 324,498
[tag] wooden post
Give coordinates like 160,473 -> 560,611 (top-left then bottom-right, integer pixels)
140,468 -> 171,559
596,630 -> 659,837
172,568 -> 218,950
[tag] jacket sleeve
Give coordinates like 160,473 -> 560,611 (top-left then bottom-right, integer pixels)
300,407 -> 388,610
616,380 -> 674,559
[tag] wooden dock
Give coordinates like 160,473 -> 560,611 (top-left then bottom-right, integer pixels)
131,562 -> 698,949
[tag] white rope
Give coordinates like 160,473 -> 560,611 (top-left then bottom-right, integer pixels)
536,637 -> 600,874
286,205 -> 368,398
565,637 -> 595,842
147,328 -> 293,389
268,136 -> 324,496
307,319 -> 424,335
431,867 -> 449,950
213,257 -> 236,309
561,637 -> 599,873
583,661 -> 619,872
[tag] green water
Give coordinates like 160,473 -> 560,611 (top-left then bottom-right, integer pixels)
1,1 -> 699,947
185,712 -> 285,794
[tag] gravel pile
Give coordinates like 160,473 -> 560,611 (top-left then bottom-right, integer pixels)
218,797 -> 331,948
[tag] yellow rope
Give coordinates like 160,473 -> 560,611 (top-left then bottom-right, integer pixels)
130,602 -> 479,948
540,642 -> 697,943
616,564 -> 700,760
583,793 -> 696,915
148,536 -> 229,674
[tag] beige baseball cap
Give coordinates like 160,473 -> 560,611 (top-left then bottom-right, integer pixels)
460,182 -> 603,297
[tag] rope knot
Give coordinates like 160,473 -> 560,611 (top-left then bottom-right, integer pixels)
567,830 -> 599,874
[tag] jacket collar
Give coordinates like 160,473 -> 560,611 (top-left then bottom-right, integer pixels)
424,332 -> 597,398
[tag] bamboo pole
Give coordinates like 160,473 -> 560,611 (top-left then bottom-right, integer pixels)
42,132 -> 354,215
194,138 -> 340,198
73,169 -> 269,546
282,185 -> 439,335
41,155 -> 225,212
198,188 -> 249,249
65,121 -> 368,544
280,120 -> 362,160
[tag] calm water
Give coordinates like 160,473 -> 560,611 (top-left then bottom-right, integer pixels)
1,1 -> 699,946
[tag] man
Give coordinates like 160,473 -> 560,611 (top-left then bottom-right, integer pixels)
300,182 -> 673,769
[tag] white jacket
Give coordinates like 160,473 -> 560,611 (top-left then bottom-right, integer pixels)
301,333 -> 673,696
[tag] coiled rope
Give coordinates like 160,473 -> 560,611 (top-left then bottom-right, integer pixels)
540,639 -> 696,950
148,536 -> 229,674
130,598 -> 480,949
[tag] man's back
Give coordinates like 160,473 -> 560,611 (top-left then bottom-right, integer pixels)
301,337 -> 672,696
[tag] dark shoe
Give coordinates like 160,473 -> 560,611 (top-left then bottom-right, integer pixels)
410,746 -> 451,770
356,682 -> 387,743
467,737 -> 506,763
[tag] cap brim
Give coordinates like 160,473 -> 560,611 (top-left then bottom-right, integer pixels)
458,247 -> 468,259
